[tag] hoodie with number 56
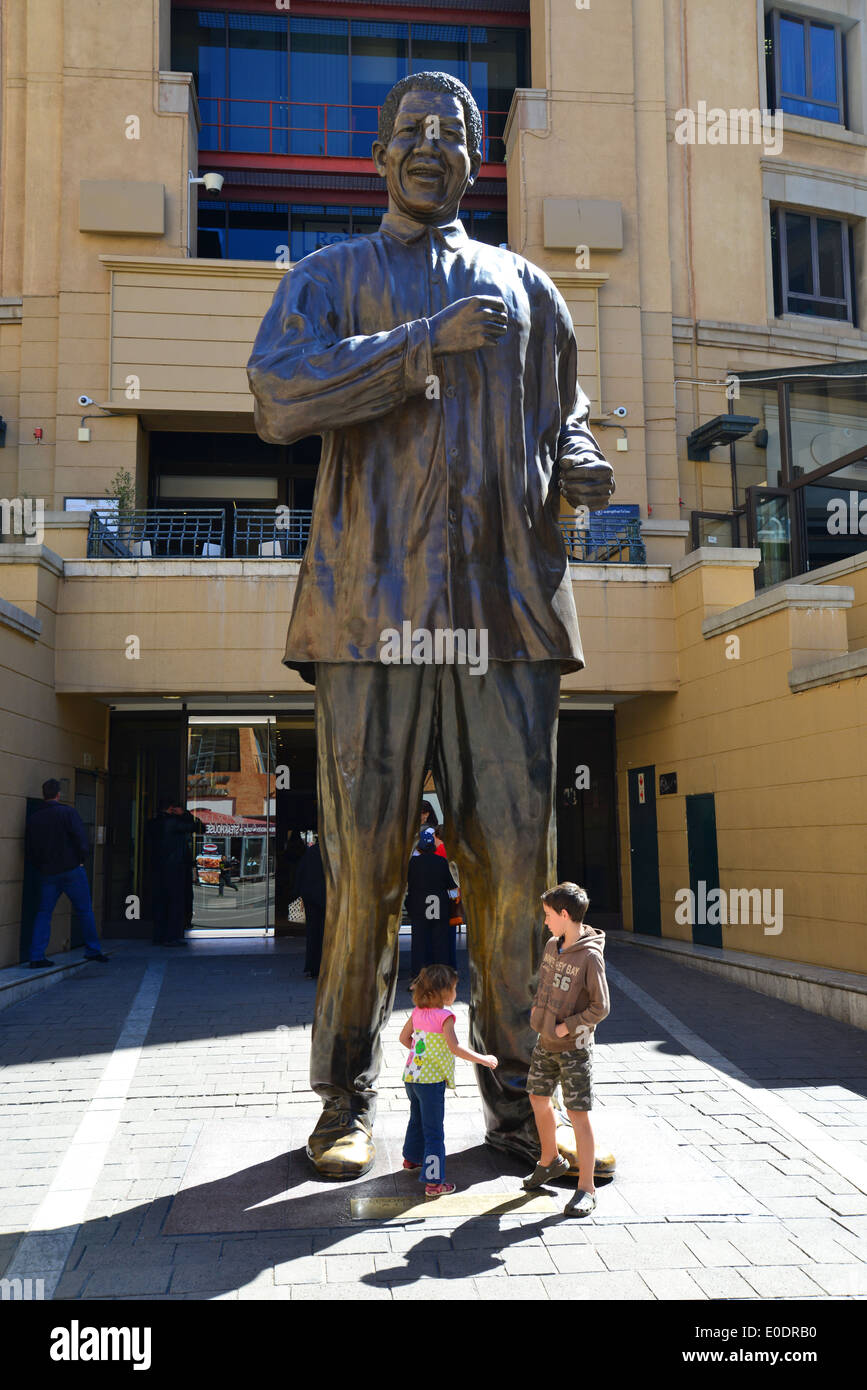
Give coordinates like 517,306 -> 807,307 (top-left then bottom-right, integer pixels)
530,926 -> 609,1052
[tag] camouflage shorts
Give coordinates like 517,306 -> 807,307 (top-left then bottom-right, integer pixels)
526,1040 -> 594,1111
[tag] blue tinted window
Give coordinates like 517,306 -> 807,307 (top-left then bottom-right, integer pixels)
411,24 -> 469,85
776,12 -> 841,124
780,16 -> 806,95
290,17 -> 349,155
227,14 -> 287,154
811,23 -> 838,103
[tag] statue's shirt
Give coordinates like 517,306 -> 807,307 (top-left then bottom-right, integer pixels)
247,212 -> 607,682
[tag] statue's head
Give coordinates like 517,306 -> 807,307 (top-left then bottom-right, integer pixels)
373,72 -> 483,224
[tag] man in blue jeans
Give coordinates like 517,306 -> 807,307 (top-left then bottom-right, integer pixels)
25,779 -> 109,967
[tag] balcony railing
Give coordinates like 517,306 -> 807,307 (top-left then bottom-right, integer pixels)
561,517 -> 647,565
87,508 -> 645,564
234,508 -> 312,558
199,98 -> 508,163
86,509 -> 226,559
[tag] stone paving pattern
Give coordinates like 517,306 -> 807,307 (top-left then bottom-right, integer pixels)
1,933 -> 866,1300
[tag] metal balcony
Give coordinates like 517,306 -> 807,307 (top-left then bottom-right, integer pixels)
86,509 -> 226,559
199,97 -> 508,164
234,508 -> 312,558
561,517 -> 647,564
87,509 -> 644,564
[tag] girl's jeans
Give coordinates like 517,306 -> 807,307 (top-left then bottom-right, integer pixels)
403,1081 -> 446,1185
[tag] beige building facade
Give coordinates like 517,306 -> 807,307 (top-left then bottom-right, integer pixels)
1,1 -> 864,984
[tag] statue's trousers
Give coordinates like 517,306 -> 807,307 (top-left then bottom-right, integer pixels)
310,659 -> 560,1139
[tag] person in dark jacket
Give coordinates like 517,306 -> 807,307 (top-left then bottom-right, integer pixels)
147,799 -> 196,946
406,827 -> 459,978
25,778 -> 108,967
296,837 -> 326,978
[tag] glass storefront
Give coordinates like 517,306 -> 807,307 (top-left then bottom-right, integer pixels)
104,707 -> 621,936
186,718 -> 277,933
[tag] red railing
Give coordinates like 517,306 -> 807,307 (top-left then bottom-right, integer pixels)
199,98 -> 508,163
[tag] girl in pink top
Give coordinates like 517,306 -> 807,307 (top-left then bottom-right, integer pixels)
399,964 -> 497,1197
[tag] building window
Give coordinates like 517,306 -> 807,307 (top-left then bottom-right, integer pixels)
771,209 -> 855,321
172,8 -> 527,162
197,201 -> 288,261
766,10 -> 846,125
198,200 -> 508,262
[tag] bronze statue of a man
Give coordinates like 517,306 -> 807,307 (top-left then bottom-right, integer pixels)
248,72 -> 615,1179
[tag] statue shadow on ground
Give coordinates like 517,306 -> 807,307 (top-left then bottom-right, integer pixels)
24,1140 -> 611,1299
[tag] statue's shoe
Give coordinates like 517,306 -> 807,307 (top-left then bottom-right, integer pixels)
306,1108 -> 375,1180
485,1114 -> 616,1179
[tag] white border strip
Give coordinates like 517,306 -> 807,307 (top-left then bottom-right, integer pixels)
4,961 -> 166,1298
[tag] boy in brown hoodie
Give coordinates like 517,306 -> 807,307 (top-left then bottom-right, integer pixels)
523,881 -> 609,1216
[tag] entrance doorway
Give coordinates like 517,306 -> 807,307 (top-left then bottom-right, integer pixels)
186,718 -> 276,935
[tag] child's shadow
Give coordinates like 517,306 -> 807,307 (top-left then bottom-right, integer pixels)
358,1143 -> 585,1288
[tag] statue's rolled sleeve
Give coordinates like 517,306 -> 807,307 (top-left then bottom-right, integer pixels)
247,263 -> 432,445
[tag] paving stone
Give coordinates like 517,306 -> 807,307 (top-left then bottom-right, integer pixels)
721,1233 -> 812,1265
640,1268 -> 707,1300
291,1280 -> 392,1300
738,1264 -> 828,1298
805,1264 -> 867,1296
682,1235 -> 744,1267
372,1253 -> 441,1283
599,1241 -> 700,1271
273,1256 -> 326,1285
499,1246 -> 559,1276
322,1254 -> 378,1282
687,1265 -> 758,1298
85,1265 -> 174,1297
392,1276 -> 481,1300
548,1244 -> 607,1274
472,1275 -> 549,1299
542,1271 -> 654,1299
313,1230 -> 391,1255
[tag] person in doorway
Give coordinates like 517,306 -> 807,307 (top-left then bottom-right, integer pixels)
218,854 -> 239,897
25,778 -> 109,967
148,799 -> 196,946
406,827 -> 459,977
522,882 -> 609,1217
414,804 -> 448,859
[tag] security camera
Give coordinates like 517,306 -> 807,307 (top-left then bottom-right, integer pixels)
77,395 -> 94,408
612,406 -> 628,418
202,172 -> 224,196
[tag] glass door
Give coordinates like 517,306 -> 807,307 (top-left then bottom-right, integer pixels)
186,717 -> 276,935
746,486 -> 797,589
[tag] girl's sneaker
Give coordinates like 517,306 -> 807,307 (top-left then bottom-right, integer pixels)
402,1158 -> 421,1171
425,1183 -> 456,1198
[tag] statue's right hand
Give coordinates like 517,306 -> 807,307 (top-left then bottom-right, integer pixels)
429,296 -> 509,356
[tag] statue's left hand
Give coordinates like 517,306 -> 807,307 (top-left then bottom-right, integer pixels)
558,459 -> 616,512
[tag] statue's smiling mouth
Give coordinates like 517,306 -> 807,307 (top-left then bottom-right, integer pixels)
406,162 -> 445,180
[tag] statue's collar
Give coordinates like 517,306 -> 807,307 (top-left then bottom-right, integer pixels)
381,211 -> 467,248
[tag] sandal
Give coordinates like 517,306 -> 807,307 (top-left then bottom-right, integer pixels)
425,1183 -> 456,1198
402,1158 -> 422,1171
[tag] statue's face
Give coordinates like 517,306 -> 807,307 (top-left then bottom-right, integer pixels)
373,90 -> 481,223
